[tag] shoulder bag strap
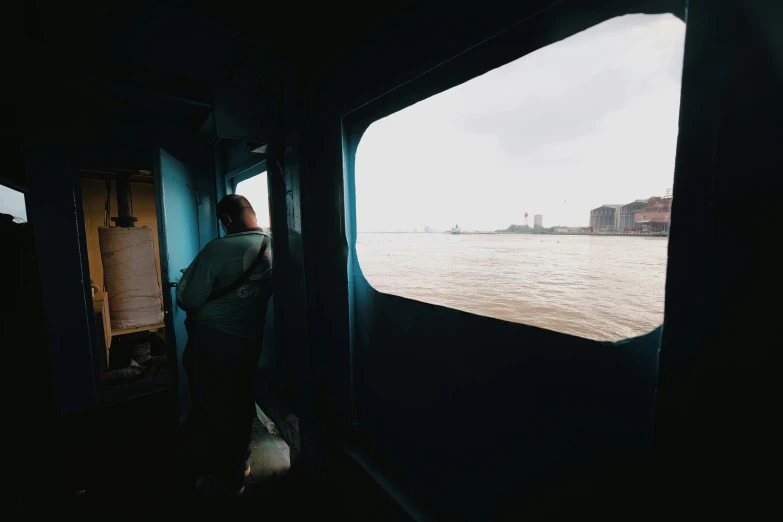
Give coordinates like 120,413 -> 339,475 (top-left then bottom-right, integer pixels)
207,236 -> 269,302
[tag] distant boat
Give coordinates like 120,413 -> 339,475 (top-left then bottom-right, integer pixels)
450,224 -> 461,235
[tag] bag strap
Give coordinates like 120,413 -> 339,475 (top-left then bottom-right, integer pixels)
207,236 -> 269,302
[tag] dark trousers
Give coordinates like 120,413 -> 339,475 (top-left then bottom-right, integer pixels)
182,325 -> 262,489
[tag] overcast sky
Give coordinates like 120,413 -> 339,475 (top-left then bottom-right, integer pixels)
236,173 -> 270,229
356,13 -> 686,231
0,185 -> 27,221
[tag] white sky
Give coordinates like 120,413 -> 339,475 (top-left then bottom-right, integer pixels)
235,173 -> 271,229
356,14 -> 686,231
0,184 -> 27,221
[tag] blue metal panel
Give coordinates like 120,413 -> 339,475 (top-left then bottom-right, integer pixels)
155,149 -> 201,423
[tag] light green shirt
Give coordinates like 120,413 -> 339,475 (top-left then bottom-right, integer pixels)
176,230 -> 272,339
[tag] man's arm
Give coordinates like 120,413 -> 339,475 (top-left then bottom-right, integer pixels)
176,250 -> 215,311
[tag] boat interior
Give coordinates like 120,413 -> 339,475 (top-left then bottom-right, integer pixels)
2,0 -> 780,518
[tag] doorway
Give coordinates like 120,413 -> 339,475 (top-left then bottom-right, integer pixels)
226,165 -> 275,364
78,168 -> 170,403
226,166 -> 296,482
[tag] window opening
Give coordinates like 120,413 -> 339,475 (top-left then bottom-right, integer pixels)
235,172 -> 271,232
354,14 -> 685,341
0,183 -> 27,222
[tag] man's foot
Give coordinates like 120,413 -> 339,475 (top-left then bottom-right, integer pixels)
195,475 -> 244,497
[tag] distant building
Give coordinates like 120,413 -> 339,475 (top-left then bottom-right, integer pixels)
554,226 -> 587,234
534,214 -> 544,228
618,199 -> 648,230
423,226 -> 433,233
589,195 -> 673,233
634,196 -> 672,232
589,204 -> 623,230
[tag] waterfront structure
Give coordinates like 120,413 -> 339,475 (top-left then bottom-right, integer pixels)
590,195 -> 672,232
589,204 -> 623,230
635,196 -> 672,232
554,227 -> 588,234
618,200 -> 648,230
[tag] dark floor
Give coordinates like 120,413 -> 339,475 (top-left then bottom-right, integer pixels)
14,390 -> 350,518
100,356 -> 171,405
245,415 -> 293,484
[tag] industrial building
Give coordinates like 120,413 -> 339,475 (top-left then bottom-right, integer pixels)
589,204 -> 623,230
534,214 -> 544,228
590,197 -> 672,232
635,196 -> 673,232
619,199 -> 649,229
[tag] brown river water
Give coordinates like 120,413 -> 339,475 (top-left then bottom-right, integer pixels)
356,233 -> 669,341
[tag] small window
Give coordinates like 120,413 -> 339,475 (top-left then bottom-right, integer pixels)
235,172 -> 271,231
354,14 -> 685,341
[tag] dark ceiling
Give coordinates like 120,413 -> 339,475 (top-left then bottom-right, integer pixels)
17,1 -> 417,136
14,0 -> 688,144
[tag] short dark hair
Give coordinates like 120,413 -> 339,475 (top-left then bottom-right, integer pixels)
217,194 -> 255,221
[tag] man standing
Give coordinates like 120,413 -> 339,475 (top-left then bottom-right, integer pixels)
177,195 -> 272,496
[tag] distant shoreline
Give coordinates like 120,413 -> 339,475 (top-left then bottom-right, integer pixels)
359,231 -> 669,237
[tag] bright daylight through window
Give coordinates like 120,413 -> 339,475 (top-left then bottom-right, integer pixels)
235,173 -> 271,231
355,14 -> 686,341
1,184 -> 27,223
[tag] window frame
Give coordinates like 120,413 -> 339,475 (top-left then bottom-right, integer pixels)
225,159 -> 267,195
1,178 -> 29,222
1,177 -> 27,194
341,1 -> 685,339
220,159 -> 271,236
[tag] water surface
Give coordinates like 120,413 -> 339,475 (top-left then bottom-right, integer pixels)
357,233 -> 668,341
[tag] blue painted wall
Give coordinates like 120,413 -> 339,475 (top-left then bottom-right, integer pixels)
340,127 -> 660,520
155,149 -> 203,422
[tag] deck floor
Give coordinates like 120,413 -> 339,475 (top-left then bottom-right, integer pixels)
15,390 -> 348,518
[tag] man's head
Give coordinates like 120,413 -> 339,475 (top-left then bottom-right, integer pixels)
217,195 -> 258,234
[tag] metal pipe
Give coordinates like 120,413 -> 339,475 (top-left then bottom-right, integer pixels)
104,174 -> 111,228
111,174 -> 137,227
